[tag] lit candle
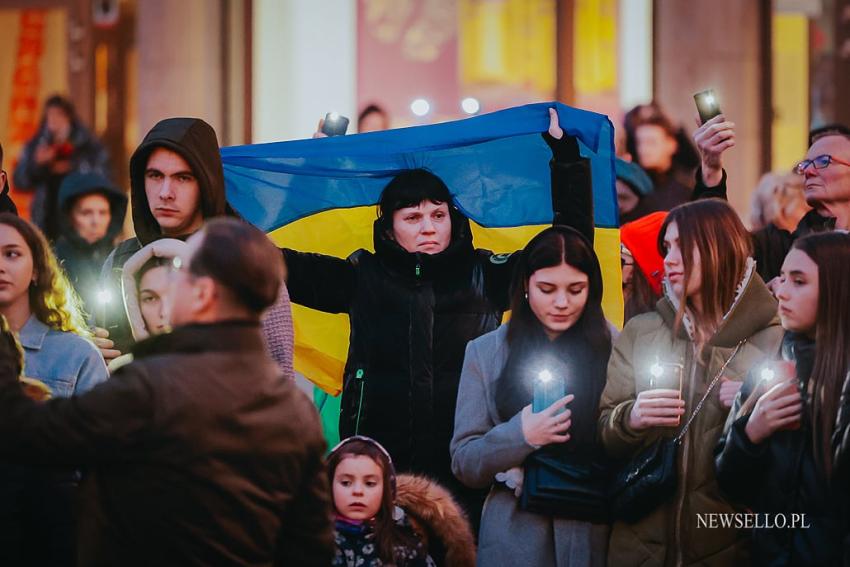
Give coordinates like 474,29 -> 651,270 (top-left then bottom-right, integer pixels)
533,369 -> 566,413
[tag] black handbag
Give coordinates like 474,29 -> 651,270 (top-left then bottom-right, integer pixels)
609,341 -> 744,523
520,452 -> 610,524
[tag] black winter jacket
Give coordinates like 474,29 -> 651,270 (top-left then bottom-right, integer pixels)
715,332 -> 843,567
53,172 -> 127,319
283,134 -> 594,497
0,321 -> 334,567
99,118 -> 236,352
695,170 -> 835,281
831,368 -> 850,566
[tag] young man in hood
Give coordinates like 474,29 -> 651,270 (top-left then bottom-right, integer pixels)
53,172 -> 127,318
96,118 -> 234,356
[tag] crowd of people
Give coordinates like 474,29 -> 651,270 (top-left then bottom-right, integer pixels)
0,93 -> 849,567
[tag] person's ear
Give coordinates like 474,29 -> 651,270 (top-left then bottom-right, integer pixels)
192,276 -> 217,313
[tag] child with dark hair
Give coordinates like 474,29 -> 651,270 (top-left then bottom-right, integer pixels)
328,436 -> 434,567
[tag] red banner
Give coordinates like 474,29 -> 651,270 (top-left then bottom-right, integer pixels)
7,9 -> 47,218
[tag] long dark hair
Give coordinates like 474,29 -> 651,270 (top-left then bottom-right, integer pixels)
791,232 -> 850,475
495,226 -> 611,432
327,437 -> 419,564
658,200 -> 751,349
0,214 -> 89,336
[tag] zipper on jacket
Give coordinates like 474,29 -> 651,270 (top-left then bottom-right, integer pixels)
354,369 -> 366,435
415,264 -> 421,278
674,344 -> 698,567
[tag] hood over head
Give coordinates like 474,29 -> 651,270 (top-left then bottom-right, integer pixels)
129,117 -> 236,245
57,171 -> 127,244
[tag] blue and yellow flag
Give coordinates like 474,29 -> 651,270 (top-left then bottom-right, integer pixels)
221,102 -> 621,397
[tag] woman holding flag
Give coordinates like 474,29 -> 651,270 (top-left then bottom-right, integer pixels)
281,108 -> 595,525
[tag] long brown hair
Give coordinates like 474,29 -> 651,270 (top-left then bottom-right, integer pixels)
791,232 -> 850,475
327,437 -> 420,564
0,214 -> 89,336
658,200 -> 752,348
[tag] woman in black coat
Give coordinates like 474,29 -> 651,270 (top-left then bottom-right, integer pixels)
282,110 -> 595,524
715,232 -> 850,566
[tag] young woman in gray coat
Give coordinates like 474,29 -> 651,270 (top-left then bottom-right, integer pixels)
450,226 -> 612,567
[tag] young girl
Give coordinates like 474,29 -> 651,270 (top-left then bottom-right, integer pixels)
121,238 -> 186,340
716,231 -> 850,565
0,214 -> 106,565
599,199 -> 784,566
0,213 -> 106,394
106,239 -> 185,372
451,225 -> 612,567
328,436 -> 435,567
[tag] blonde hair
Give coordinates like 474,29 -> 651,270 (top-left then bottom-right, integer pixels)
749,171 -> 808,231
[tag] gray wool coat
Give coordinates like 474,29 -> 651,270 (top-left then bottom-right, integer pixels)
450,324 -> 609,567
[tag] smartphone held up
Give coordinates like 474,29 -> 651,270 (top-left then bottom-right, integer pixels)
321,112 -> 349,137
694,89 -> 722,124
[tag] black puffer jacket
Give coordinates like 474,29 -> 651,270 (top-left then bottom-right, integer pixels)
99,118 -> 235,352
695,170 -> 835,281
283,134 -> 593,512
53,172 -> 127,319
715,332 -> 843,567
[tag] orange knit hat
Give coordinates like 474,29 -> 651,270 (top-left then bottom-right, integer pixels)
620,211 -> 668,295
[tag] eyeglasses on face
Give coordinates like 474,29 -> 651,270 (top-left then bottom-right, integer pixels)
794,154 -> 850,175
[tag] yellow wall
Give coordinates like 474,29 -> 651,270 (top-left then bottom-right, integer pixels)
772,13 -> 809,172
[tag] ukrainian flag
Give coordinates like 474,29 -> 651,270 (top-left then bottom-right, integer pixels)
221,102 -> 621,402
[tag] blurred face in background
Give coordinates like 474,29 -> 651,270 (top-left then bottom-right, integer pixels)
616,179 -> 640,216
139,266 -> 171,335
358,110 -> 389,133
45,105 -> 72,143
635,124 -> 678,173
775,248 -> 818,337
70,193 -> 112,244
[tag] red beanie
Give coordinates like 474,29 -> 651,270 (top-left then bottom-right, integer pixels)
621,211 -> 668,296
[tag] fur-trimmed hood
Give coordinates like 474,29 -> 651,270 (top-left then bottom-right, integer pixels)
395,474 -> 476,567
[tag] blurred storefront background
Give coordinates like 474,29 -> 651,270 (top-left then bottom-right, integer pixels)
1,0 -> 849,220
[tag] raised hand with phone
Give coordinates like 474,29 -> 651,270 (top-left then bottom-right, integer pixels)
692,94 -> 736,188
